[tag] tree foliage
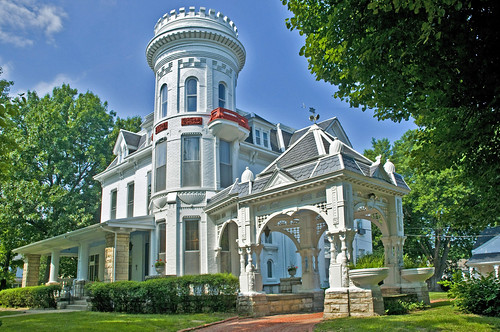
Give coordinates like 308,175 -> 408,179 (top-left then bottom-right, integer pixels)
283,0 -> 500,223
364,132 -> 479,290
0,84 -> 117,288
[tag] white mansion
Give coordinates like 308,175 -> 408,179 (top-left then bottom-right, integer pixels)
16,8 -> 414,316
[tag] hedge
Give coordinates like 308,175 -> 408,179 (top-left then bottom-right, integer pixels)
87,273 -> 239,314
0,284 -> 61,309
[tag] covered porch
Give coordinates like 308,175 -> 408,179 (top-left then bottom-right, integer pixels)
14,216 -> 155,295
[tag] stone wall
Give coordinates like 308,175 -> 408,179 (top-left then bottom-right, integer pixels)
238,292 -> 324,317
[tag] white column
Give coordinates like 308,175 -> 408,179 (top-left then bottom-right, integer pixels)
494,265 -> 499,279
47,250 -> 60,285
77,242 -> 90,281
149,228 -> 158,276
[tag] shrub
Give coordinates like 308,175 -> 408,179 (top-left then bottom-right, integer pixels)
87,273 -> 238,314
403,254 -> 432,269
0,284 -> 61,309
349,253 -> 385,269
384,294 -> 427,315
443,271 -> 500,317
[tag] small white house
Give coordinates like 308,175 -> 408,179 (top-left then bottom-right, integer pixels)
467,227 -> 500,278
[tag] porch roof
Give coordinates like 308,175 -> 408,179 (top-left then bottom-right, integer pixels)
13,216 -> 155,256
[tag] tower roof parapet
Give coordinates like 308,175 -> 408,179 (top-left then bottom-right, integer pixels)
146,7 -> 246,71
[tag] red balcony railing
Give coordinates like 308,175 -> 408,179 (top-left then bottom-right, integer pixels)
209,107 -> 250,130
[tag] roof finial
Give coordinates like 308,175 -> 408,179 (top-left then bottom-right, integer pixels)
308,107 -> 319,123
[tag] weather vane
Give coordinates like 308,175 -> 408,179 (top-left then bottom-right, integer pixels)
308,107 -> 319,123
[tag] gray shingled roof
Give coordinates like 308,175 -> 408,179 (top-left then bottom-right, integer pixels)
122,131 -> 142,149
206,124 -> 410,208
473,227 -> 500,250
468,252 -> 500,265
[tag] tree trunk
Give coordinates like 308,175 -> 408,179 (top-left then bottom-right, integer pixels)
429,234 -> 451,291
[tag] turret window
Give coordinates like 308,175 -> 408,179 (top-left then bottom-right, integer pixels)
182,136 -> 201,186
218,83 -> 226,108
160,84 -> 168,117
155,141 -> 167,192
219,140 -> 232,188
186,78 -> 197,112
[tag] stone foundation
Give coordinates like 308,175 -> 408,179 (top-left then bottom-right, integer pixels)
324,288 -> 349,319
238,292 -> 324,317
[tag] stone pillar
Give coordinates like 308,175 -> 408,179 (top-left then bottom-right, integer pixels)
299,248 -> 321,292
47,250 -> 60,285
253,244 -> 263,292
104,232 -> 130,282
77,242 -> 90,281
22,254 -> 41,287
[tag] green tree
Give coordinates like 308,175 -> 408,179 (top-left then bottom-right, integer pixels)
283,0 -> 500,223
0,84 -> 115,288
364,132 -> 479,290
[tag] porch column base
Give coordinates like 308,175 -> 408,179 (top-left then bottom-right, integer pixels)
324,287 -> 349,319
22,254 -> 41,287
237,293 -> 269,317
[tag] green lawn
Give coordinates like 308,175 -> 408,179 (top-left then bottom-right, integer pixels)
0,311 -> 235,331
0,311 -> 22,317
429,291 -> 449,301
315,301 -> 500,332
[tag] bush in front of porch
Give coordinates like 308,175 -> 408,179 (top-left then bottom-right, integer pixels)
0,284 -> 61,309
87,273 -> 238,314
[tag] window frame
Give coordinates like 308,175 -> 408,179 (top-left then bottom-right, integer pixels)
182,135 -> 201,187
160,84 -> 168,118
110,189 -> 117,220
127,182 -> 134,218
155,141 -> 167,192
218,82 -> 226,108
186,77 -> 198,112
219,139 -> 232,188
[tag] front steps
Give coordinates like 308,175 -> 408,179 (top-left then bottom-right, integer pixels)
57,297 -> 90,311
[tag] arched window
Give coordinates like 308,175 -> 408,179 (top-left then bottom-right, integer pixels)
186,78 -> 197,112
267,260 -> 273,278
218,83 -> 226,108
160,84 -> 168,117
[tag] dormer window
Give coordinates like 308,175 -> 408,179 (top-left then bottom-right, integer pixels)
186,78 -> 197,112
160,84 -> 168,117
254,127 -> 270,149
218,83 -> 226,108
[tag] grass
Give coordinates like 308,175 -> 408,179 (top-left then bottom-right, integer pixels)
0,311 -> 235,331
429,291 -> 449,301
315,300 -> 500,332
0,311 -> 22,317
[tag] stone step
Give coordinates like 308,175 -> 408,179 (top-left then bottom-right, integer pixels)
66,304 -> 89,311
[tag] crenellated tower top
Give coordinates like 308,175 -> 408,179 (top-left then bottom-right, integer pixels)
146,7 -> 245,72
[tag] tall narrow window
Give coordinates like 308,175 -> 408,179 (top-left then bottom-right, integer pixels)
155,141 -> 167,192
185,219 -> 199,251
159,222 -> 166,255
186,78 -> 197,112
184,219 -> 200,274
263,132 -> 269,148
219,140 -> 232,188
218,83 -> 226,108
160,84 -> 168,117
110,189 -> 117,219
255,129 -> 261,145
182,136 -> 201,187
88,254 -> 99,281
146,171 -> 151,215
267,260 -> 273,278
127,182 -> 134,217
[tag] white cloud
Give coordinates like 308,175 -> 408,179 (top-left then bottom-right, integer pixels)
0,57 -> 14,80
33,74 -> 76,97
0,0 -> 67,47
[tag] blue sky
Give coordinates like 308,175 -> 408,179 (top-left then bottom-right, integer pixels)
0,0 -> 415,153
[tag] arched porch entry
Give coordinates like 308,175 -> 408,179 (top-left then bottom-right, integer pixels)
216,220 -> 239,276
256,208 -> 328,293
